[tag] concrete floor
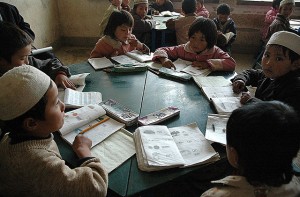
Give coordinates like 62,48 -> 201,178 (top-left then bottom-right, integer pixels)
54,46 -> 254,73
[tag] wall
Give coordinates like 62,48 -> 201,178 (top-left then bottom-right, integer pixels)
1,0 -> 299,53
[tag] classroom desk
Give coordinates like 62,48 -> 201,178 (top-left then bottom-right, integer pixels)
55,62 -> 235,196
150,15 -> 178,51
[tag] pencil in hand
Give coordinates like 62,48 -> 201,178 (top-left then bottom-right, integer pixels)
79,117 -> 110,135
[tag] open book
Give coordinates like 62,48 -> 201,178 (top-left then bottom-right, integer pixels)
61,88 -> 102,108
173,59 -> 211,76
111,51 -> 153,64
133,122 -> 220,172
88,57 -> 114,70
59,104 -> 125,147
205,114 -> 229,145
91,128 -> 136,173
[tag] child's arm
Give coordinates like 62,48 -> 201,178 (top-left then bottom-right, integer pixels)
203,47 -> 236,71
166,19 -> 175,30
28,56 -> 76,89
72,134 -> 92,158
133,14 -> 156,33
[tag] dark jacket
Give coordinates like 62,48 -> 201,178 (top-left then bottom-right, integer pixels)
232,69 -> 300,116
0,2 -> 35,40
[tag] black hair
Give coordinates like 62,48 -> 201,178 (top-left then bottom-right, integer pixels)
196,0 -> 204,4
272,0 -> 282,8
0,82 -> 52,139
264,44 -> 300,64
226,101 -> 300,187
216,3 -> 231,15
188,17 -> 217,49
0,21 -> 33,63
104,10 -> 134,39
182,0 -> 197,14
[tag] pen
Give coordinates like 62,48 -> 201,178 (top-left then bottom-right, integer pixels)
79,117 -> 110,134
212,124 -> 215,132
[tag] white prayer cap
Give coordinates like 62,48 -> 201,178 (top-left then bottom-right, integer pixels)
0,65 -> 51,121
134,0 -> 148,5
280,0 -> 295,7
267,31 -> 300,55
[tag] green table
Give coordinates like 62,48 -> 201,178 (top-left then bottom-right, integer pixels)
55,62 -> 235,196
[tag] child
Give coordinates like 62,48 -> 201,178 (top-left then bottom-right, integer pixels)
122,0 -> 131,12
153,17 -> 236,71
99,0 -> 122,37
266,0 -> 297,41
201,101 -> 300,196
149,0 -> 174,14
0,65 -> 108,196
196,0 -> 209,18
166,0 -> 201,45
261,0 -> 282,43
213,3 -> 237,55
91,10 -> 149,58
0,21 -> 75,90
232,31 -> 300,115
131,0 -> 156,47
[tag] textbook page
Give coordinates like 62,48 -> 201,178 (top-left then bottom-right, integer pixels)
62,115 -> 125,147
91,128 -> 136,173
64,88 -> 102,108
193,76 -> 232,88
173,59 -> 211,76
137,125 -> 186,168
205,114 -> 229,145
58,73 -> 90,101
60,104 -> 106,136
201,86 -> 241,100
88,57 -> 114,70
170,122 -> 219,167
210,97 -> 242,114
111,55 -> 140,65
126,50 -> 153,62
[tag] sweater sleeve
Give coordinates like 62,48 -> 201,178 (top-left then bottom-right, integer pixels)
232,69 -> 265,87
207,47 -> 236,71
29,56 -> 71,80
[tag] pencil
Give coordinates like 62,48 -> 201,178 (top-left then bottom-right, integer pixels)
79,117 -> 110,134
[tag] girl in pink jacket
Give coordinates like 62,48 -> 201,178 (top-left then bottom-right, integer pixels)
152,17 -> 236,71
90,10 -> 149,58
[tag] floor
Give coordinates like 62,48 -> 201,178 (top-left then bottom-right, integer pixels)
54,46 -> 254,73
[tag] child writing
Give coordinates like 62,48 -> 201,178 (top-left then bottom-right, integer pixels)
266,0 -> 297,40
0,65 -> 108,196
131,0 -> 156,47
213,3 -> 237,55
196,0 -> 209,18
0,21 -> 75,90
166,0 -> 201,45
152,17 -> 236,71
99,0 -> 122,37
232,31 -> 300,115
90,10 -> 149,58
201,101 -> 300,197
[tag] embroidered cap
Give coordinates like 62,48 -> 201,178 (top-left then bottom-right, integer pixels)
134,0 -> 148,5
267,31 -> 300,55
0,65 -> 51,121
280,0 -> 295,7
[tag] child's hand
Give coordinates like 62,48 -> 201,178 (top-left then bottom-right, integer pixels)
160,58 -> 176,69
55,74 -> 76,90
232,80 -> 246,94
128,38 -> 138,48
240,92 -> 251,104
192,61 -> 210,69
72,134 -> 92,159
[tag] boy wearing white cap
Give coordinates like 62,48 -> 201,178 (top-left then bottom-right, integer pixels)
266,0 -> 298,41
131,0 -> 155,47
0,66 -> 108,196
232,31 -> 300,116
